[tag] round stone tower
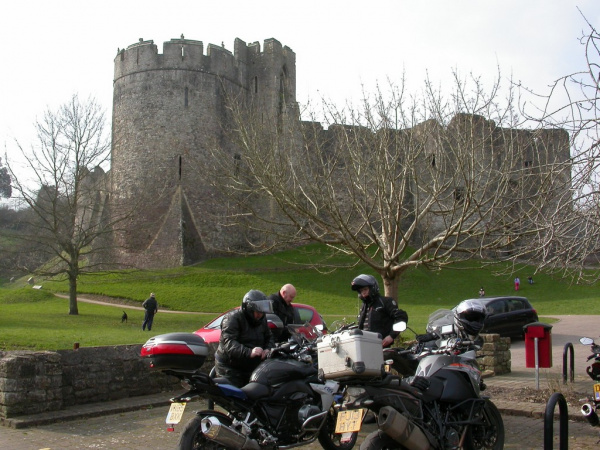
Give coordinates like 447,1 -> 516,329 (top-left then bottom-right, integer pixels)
111,36 -> 297,268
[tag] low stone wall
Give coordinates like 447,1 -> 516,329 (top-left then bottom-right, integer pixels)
0,345 -> 214,418
478,334 -> 511,375
0,335 -> 508,418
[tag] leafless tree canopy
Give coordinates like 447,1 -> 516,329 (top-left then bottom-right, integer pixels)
520,12 -> 600,281
205,74 -> 570,299
4,95 -> 127,314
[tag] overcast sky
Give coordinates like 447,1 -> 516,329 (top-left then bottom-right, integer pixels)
1,0 -> 599,166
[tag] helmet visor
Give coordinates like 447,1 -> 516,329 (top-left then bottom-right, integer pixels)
252,300 -> 274,314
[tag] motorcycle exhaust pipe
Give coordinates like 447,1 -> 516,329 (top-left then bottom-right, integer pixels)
581,403 -> 600,427
378,406 -> 431,450
200,416 -> 260,450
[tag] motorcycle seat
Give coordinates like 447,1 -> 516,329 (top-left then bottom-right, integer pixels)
242,381 -> 271,400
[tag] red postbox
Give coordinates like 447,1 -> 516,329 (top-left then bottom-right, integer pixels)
524,322 -> 552,368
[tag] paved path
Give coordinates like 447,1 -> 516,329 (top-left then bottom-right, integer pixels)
2,400 -> 599,449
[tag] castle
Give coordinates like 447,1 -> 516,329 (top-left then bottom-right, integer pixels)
105,36 -> 570,269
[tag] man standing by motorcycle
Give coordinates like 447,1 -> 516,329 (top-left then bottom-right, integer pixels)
214,290 -> 274,387
351,274 -> 408,348
268,283 -> 297,343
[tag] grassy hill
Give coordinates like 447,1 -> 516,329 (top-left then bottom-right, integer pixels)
1,244 -> 598,350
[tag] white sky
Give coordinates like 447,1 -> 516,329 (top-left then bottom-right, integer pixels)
1,0 -> 599,168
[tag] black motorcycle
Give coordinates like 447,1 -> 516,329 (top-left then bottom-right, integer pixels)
141,325 -> 358,450
337,306 -> 505,450
579,336 -> 600,429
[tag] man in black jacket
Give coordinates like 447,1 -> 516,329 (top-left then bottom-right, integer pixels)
141,293 -> 158,331
214,290 -> 274,387
268,283 -> 296,343
351,274 -> 408,348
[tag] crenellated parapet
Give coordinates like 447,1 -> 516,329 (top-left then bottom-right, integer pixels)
114,36 -> 296,93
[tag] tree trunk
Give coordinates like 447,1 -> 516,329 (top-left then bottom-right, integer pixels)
68,274 -> 79,315
382,275 -> 400,302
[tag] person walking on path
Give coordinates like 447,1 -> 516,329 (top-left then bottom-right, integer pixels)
479,287 -> 485,297
142,293 -> 158,331
514,277 -> 520,291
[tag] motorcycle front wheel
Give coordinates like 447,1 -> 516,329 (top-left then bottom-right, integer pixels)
464,399 -> 505,450
177,411 -> 233,450
318,407 -> 358,450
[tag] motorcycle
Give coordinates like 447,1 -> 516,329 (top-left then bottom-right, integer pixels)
578,336 -> 600,428
336,305 -> 505,450
141,324 -> 358,450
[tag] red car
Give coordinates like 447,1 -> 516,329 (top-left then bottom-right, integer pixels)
194,303 -> 327,344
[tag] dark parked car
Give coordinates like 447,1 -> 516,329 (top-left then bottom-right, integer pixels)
194,303 -> 327,345
457,296 -> 538,339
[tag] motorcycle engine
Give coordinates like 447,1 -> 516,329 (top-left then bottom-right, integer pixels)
298,404 -> 322,426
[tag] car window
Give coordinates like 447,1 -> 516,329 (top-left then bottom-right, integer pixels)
507,299 -> 525,311
486,301 -> 506,315
296,306 -> 314,324
205,315 -> 225,329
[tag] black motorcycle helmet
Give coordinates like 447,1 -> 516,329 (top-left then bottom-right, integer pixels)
453,299 -> 487,337
351,274 -> 379,302
241,289 -> 273,324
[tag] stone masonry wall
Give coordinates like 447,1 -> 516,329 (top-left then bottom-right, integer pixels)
0,345 -> 214,418
477,333 -> 511,375
0,336 -> 506,418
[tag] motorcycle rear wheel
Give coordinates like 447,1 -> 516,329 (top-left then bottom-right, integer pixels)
317,407 -> 359,450
177,412 -> 233,450
359,430 -> 401,450
463,399 -> 505,450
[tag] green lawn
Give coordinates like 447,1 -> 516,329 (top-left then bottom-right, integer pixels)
1,244 -> 598,351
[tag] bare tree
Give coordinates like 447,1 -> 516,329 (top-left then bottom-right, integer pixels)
204,74 -> 570,299
520,12 -> 600,281
0,157 -> 10,199
5,95 -> 129,314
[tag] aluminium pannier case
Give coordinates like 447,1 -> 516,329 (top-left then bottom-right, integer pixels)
317,329 -> 384,379
140,332 -> 208,370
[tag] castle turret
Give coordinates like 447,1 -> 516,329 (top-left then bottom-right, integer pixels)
110,37 -> 297,268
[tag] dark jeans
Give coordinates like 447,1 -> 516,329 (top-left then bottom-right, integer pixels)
142,311 -> 155,331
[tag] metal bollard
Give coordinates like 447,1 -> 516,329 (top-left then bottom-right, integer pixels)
544,392 -> 568,450
562,342 -> 574,384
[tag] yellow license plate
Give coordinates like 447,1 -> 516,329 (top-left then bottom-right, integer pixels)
335,409 -> 366,434
594,384 -> 600,402
166,402 -> 186,425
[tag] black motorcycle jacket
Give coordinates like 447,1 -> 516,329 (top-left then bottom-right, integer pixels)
357,295 -> 408,345
215,310 -> 273,371
268,292 -> 295,342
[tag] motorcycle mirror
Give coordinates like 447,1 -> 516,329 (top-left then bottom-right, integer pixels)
580,337 -> 595,345
392,321 -> 407,332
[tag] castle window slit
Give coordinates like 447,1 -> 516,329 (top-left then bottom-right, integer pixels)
184,87 -> 188,107
179,156 -> 182,181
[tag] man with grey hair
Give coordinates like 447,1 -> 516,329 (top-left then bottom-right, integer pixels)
142,292 -> 158,331
268,284 -> 297,342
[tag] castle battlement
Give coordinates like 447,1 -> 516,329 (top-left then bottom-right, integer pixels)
114,36 -> 295,85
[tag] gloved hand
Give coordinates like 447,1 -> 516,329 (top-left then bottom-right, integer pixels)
411,376 -> 430,392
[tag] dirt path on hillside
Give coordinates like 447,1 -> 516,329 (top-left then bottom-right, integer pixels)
54,293 -> 213,315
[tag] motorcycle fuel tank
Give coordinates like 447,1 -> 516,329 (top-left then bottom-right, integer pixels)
141,332 -> 209,370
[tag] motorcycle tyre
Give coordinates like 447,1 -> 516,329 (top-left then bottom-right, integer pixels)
359,430 -> 401,450
177,410 -> 233,450
463,399 -> 505,450
317,407 -> 359,450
